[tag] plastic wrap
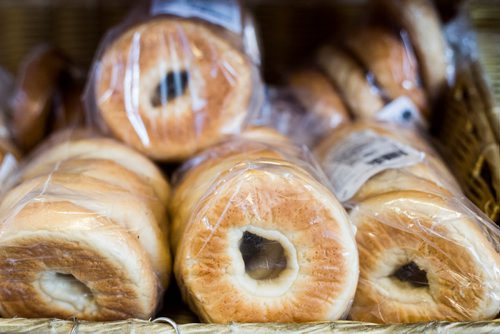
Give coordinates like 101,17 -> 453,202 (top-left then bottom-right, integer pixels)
250,75 -> 351,148
317,25 -> 429,128
0,67 -> 21,191
315,121 -> 500,323
169,127 -> 358,323
311,0 -> 452,130
373,0 -> 451,103
0,67 -> 13,141
8,45 -> 85,153
0,130 -> 171,320
87,0 -> 264,162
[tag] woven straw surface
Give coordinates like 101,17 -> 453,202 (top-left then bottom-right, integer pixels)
0,318 -> 498,334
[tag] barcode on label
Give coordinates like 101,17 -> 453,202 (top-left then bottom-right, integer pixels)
367,150 -> 408,165
323,130 -> 424,202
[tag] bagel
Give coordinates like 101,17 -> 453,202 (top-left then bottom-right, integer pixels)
375,0 -> 449,102
0,173 -> 171,288
317,46 -> 384,119
9,45 -> 68,151
288,68 -> 351,130
349,191 -> 500,322
171,139 -> 358,323
95,18 -> 253,161
239,126 -> 291,146
21,136 -> 170,203
344,26 -> 429,119
0,201 -> 158,320
22,158 -> 166,224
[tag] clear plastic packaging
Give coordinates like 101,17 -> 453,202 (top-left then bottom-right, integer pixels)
316,25 -> 429,128
87,0 -> 264,162
373,0 -> 451,104
170,127 -> 359,323
315,121 -> 500,323
0,67 -> 21,191
0,129 -> 171,321
250,75 -> 350,148
312,0 -> 452,130
0,67 -> 13,141
8,45 -> 85,153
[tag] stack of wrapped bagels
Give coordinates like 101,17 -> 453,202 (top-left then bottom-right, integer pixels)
315,122 -> 500,323
0,132 -> 171,320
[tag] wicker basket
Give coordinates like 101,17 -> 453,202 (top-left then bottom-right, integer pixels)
0,0 -> 498,332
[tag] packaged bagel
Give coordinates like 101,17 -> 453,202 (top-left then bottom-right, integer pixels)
315,121 -> 500,323
87,0 -> 264,162
0,129 -> 171,320
8,45 -> 86,153
250,77 -> 350,148
170,127 -> 359,323
316,0 -> 451,129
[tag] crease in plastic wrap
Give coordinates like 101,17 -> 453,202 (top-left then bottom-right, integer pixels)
315,121 -> 500,324
0,67 -> 20,192
250,78 -> 351,147
314,0 -> 456,130
0,129 -> 172,321
86,0 -> 264,162
169,128 -> 359,323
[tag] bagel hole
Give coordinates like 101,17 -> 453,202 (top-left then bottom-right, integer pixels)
392,262 -> 429,288
152,70 -> 189,107
239,231 -> 287,281
39,272 -> 95,311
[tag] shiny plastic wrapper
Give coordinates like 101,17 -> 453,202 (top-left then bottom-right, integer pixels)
0,67 -> 21,191
169,127 -> 359,323
315,121 -> 500,323
251,69 -> 351,147
7,45 -> 85,153
316,0 -> 453,129
0,67 -> 13,141
87,0 -> 264,162
0,129 -> 171,321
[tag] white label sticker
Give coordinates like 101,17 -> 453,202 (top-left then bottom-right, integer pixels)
376,96 -> 426,129
151,0 -> 242,33
323,130 -> 424,202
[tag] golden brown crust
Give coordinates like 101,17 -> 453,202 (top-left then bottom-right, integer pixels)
0,201 -> 158,320
345,27 -> 429,119
288,69 -> 351,129
317,46 -> 385,119
0,173 -> 171,288
96,18 -> 253,161
171,139 -> 358,323
10,46 -> 69,152
239,127 -> 291,146
349,191 -> 500,322
376,0 -> 448,102
21,136 -> 170,203
22,158 -> 166,224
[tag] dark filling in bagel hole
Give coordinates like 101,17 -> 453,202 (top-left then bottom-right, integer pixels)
151,70 -> 189,107
392,262 -> 429,288
239,231 -> 287,280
